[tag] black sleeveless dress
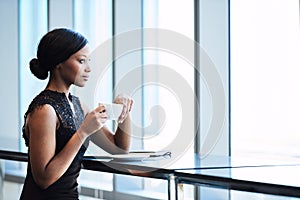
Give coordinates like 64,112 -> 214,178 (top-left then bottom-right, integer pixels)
20,90 -> 89,200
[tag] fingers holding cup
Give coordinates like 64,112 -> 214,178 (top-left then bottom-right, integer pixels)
97,103 -> 108,123
114,94 -> 134,123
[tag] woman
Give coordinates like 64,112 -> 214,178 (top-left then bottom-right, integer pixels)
20,28 -> 133,199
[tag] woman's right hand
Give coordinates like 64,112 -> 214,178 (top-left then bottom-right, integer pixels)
77,104 -> 107,140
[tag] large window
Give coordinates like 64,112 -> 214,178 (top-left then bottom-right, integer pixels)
2,0 -> 300,198
231,0 -> 300,158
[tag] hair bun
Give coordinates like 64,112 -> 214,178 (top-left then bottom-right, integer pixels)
29,58 -> 48,80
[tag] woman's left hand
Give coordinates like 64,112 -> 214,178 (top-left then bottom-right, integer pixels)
113,94 -> 134,123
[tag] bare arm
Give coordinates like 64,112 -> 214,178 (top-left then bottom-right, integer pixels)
27,104 -> 105,189
90,115 -> 131,154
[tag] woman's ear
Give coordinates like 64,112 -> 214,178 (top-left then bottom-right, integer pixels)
56,63 -> 62,69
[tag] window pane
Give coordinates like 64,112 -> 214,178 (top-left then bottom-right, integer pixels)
155,0 -> 194,157
231,0 -> 300,158
143,0 -> 194,195
0,0 -> 20,152
19,0 -> 48,152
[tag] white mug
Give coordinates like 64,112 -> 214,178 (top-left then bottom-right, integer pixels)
99,103 -> 123,120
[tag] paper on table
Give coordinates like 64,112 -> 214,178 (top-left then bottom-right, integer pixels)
129,150 -> 172,158
110,151 -> 172,161
86,151 -> 172,162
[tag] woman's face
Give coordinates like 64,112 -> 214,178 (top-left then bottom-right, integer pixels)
58,44 -> 91,87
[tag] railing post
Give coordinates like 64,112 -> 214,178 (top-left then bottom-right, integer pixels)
168,174 -> 178,200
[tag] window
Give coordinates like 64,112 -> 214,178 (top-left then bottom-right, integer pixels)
231,0 -> 300,158
140,0 -> 196,197
19,0 -> 48,152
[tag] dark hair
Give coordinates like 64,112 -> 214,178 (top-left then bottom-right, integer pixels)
29,28 -> 88,80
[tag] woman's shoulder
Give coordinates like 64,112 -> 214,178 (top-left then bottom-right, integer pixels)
27,103 -> 56,119
26,90 -> 65,114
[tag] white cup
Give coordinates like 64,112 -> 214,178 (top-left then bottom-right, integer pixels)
99,103 -> 123,120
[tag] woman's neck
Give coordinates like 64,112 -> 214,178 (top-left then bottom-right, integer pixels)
45,81 -> 70,95
46,72 -> 71,94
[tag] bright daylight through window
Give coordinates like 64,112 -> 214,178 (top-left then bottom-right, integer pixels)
231,0 -> 300,159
